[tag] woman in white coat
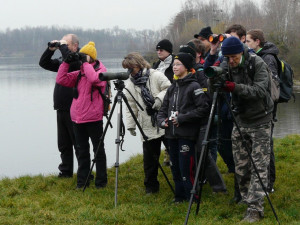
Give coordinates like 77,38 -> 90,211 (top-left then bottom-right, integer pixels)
122,52 -> 171,194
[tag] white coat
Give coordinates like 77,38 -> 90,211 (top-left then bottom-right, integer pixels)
125,68 -> 171,141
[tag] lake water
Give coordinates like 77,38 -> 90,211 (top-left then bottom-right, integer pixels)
0,57 -> 299,179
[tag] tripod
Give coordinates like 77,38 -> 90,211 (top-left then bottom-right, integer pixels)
83,79 -> 174,207
184,88 -> 280,225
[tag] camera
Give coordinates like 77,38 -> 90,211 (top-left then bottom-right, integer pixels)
99,71 -> 130,81
204,66 -> 228,88
208,34 -> 227,44
48,41 -> 61,48
169,111 -> 177,121
204,66 -> 226,78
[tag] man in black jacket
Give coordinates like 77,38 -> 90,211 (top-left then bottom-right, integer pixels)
153,39 -> 175,166
39,34 -> 81,178
153,39 -> 174,83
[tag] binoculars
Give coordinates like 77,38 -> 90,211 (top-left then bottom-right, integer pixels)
48,42 -> 61,48
208,34 -> 227,44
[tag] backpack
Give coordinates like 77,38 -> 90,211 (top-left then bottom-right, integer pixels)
97,81 -> 112,116
248,54 -> 280,103
73,73 -> 112,117
273,55 -> 295,103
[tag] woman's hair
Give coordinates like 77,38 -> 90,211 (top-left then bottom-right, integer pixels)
247,29 -> 266,47
122,52 -> 151,69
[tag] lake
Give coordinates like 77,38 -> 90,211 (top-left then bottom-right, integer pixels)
0,57 -> 299,179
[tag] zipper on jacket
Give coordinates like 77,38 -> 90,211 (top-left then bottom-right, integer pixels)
171,83 -> 179,136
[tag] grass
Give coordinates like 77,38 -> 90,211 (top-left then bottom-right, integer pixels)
0,135 -> 299,225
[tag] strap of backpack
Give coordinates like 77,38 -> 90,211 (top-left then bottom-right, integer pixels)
247,54 -> 256,81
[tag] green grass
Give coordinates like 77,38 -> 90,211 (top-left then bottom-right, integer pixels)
1,135 -> 300,225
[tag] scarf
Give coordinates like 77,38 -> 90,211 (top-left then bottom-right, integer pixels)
156,54 -> 172,73
131,69 -> 157,127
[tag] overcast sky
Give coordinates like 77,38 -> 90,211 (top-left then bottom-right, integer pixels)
0,0 -> 184,31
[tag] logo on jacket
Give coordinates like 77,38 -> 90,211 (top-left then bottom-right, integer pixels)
180,145 -> 190,153
194,88 -> 204,95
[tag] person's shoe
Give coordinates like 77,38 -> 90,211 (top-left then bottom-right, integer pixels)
242,208 -> 263,223
95,183 -> 107,189
163,151 -> 170,166
58,172 -> 72,178
146,187 -> 159,194
171,198 -> 184,204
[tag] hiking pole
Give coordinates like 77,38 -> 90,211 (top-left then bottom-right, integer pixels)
223,94 -> 280,225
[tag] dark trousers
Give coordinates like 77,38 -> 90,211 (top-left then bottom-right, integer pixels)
142,137 -> 162,192
57,110 -> 77,176
208,123 -> 218,162
218,118 -> 235,173
196,124 -> 227,192
73,121 -> 107,187
169,138 -> 196,201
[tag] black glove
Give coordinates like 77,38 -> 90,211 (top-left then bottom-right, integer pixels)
64,52 -> 79,64
78,53 -> 87,63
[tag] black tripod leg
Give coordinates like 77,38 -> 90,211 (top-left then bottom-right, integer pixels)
158,161 -> 175,194
121,93 -> 148,140
222,94 -> 280,224
184,91 -> 218,225
122,93 -> 175,194
83,94 -> 119,192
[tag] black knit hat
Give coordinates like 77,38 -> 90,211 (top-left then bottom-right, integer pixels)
156,39 -> 173,53
174,52 -> 194,70
194,26 -> 213,39
179,41 -> 196,59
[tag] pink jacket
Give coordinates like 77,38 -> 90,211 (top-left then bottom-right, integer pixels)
56,60 -> 107,124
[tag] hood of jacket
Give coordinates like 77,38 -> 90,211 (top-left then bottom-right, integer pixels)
258,42 -> 279,56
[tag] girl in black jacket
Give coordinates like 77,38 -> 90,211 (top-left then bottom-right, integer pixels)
157,53 -> 210,202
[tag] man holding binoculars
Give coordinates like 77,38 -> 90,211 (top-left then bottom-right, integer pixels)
39,34 -> 81,178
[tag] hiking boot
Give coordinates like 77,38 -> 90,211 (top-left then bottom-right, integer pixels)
242,208 -> 263,223
95,182 -> 107,189
146,187 -> 159,194
58,172 -> 72,178
163,151 -> 170,166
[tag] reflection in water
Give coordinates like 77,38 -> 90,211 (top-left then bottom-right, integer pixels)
0,58 -> 299,178
273,98 -> 300,137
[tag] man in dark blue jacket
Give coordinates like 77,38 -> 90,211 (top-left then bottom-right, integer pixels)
39,34 -> 81,178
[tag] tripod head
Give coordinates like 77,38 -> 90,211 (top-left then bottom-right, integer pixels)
113,79 -> 126,91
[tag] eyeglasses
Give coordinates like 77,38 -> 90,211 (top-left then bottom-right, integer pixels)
173,63 -> 183,67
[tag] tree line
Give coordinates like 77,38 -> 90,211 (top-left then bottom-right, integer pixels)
163,0 -> 300,78
0,0 -> 299,78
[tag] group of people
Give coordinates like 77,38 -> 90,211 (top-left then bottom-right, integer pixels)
39,23 -> 280,223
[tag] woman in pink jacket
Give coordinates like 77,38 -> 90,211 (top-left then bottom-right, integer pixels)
56,41 -> 108,189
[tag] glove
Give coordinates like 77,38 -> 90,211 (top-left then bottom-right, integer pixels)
79,53 -> 88,63
223,81 -> 235,92
64,52 -> 78,64
152,98 -> 162,110
128,128 -> 136,136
